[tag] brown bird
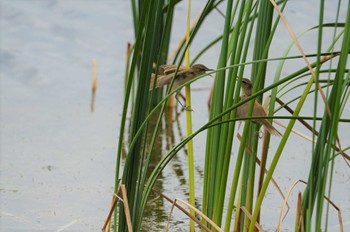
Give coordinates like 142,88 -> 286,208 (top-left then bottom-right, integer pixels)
150,64 -> 212,109
237,78 -> 281,136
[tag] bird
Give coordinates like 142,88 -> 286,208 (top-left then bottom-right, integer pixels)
237,78 -> 281,136
150,64 -> 212,109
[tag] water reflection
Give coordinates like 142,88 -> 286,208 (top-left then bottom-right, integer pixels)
122,106 -> 194,231
2,1 -> 349,231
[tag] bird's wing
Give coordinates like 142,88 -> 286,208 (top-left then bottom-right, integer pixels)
158,64 -> 177,75
150,73 -> 168,89
150,65 -> 189,89
149,73 -> 177,90
236,99 -> 267,118
156,73 -> 174,87
160,65 -> 188,75
252,101 -> 267,117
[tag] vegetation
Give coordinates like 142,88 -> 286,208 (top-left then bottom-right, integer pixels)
105,0 -> 350,231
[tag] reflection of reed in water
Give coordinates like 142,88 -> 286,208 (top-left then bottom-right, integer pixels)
136,106 -> 202,230
139,107 -> 166,230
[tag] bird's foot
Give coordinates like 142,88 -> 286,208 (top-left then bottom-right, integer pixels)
181,106 -> 193,112
256,130 -> 263,139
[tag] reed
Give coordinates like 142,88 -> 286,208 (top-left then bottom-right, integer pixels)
110,0 -> 350,231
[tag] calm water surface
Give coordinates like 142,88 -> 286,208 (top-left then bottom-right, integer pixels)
1,0 -> 349,231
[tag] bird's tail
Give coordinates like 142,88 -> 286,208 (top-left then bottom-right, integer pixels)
261,119 -> 282,136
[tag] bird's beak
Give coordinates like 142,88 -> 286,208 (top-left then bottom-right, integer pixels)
206,69 -> 214,77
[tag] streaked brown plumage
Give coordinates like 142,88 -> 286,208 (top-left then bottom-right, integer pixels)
237,78 -> 281,136
150,64 -> 212,109
150,64 -> 212,90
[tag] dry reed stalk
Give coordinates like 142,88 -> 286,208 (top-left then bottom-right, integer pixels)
102,180 -> 133,232
275,97 -> 349,162
236,132 -> 290,214
296,192 -> 304,232
269,0 -> 335,118
277,180 -> 344,232
102,187 -> 120,232
91,59 -> 97,112
151,188 -> 220,232
324,196 -> 344,232
121,184 -> 133,232
277,179 -> 307,231
240,206 -> 265,232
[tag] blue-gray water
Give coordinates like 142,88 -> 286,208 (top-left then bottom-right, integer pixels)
1,0 -> 349,231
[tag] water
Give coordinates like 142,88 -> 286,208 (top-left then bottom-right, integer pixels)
1,0 -> 349,231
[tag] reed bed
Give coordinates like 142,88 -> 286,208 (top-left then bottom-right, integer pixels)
105,0 -> 350,231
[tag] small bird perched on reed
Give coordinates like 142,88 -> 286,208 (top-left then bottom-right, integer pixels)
237,78 -> 281,136
150,64 -> 212,109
